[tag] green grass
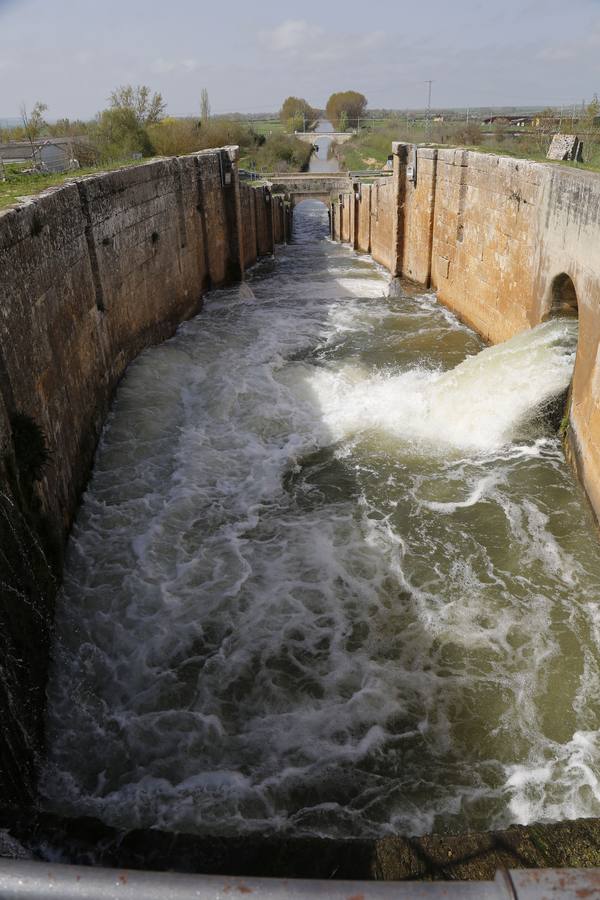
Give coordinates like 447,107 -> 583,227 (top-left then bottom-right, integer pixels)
336,125 -> 600,174
250,119 -> 285,136
336,128 -> 399,170
474,138 -> 600,173
0,159 -> 150,211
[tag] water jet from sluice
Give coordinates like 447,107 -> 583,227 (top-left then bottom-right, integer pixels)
38,200 -> 600,848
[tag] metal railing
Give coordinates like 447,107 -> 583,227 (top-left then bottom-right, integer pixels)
348,170 -> 393,177
239,168 -> 265,181
0,860 -> 599,899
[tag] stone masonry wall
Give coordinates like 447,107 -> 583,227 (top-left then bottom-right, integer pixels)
254,186 -> 274,258
240,183 -> 258,270
368,179 -> 397,271
330,145 -> 600,525
0,148 -> 276,807
356,184 -> 371,253
430,149 -> 541,342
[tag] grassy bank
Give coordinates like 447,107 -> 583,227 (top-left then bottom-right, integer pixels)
336,123 -> 600,173
0,159 -> 151,211
0,128 -> 313,211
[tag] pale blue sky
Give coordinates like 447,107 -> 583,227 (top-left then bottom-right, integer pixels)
1,0 -> 599,118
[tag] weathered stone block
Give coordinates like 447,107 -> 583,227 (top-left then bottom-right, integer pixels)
547,133 -> 584,162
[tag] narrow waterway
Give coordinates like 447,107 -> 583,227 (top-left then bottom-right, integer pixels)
308,118 -> 339,173
42,198 -> 600,841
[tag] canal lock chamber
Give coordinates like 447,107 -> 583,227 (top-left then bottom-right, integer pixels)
11,201 -> 599,876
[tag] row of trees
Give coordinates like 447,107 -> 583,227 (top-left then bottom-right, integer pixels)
2,87 -> 371,173
1,86 -> 273,165
279,92 -> 369,133
2,87 -> 318,174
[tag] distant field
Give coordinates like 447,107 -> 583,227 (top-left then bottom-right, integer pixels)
250,119 -> 285,136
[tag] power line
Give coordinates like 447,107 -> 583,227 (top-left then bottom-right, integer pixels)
425,80 -> 433,140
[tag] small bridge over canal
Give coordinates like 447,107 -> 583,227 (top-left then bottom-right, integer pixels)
294,131 -> 355,145
265,173 -> 352,205
261,172 -> 392,206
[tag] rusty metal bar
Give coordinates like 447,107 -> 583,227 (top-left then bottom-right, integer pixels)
0,859 -> 495,899
0,860 -> 599,899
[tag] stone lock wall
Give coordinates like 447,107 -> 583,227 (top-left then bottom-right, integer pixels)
0,148 -> 278,806
331,144 -> 600,524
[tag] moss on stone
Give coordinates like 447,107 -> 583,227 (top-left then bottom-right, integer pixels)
3,811 -> 600,880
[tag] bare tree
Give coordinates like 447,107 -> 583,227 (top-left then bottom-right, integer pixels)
200,88 -> 211,124
20,101 -> 48,159
109,85 -> 166,124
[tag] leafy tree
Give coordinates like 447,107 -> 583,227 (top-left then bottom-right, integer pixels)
20,101 -> 48,154
48,118 -> 90,138
325,91 -> 367,130
200,88 -> 211,124
92,107 -> 154,161
109,85 -> 166,125
279,96 -> 316,132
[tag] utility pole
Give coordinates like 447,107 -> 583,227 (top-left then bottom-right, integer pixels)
425,80 -> 433,140
466,106 -> 470,125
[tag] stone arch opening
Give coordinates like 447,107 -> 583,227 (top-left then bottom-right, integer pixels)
542,274 -> 580,434
547,273 -> 579,319
293,196 -> 329,207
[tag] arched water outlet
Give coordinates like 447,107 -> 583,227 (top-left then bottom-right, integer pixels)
541,273 -> 580,432
41,201 -> 600,841
548,273 -> 579,320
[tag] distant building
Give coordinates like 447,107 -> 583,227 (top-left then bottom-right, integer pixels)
532,115 -> 562,129
0,137 -> 96,173
482,115 -> 532,127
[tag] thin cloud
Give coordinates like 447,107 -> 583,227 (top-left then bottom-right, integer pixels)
536,23 -> 600,63
258,19 -> 386,67
259,20 -> 323,53
152,57 -> 200,75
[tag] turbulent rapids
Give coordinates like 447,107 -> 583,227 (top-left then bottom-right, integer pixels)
43,202 -> 600,840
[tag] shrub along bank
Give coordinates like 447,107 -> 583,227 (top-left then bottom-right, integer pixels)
0,127 -> 312,211
239,132 -> 313,173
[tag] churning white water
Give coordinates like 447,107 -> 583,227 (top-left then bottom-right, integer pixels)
43,202 -> 600,840
308,318 -> 576,453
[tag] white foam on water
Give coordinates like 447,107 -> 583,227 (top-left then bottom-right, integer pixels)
304,319 -> 578,453
506,731 -> 600,824
42,202 -> 600,839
